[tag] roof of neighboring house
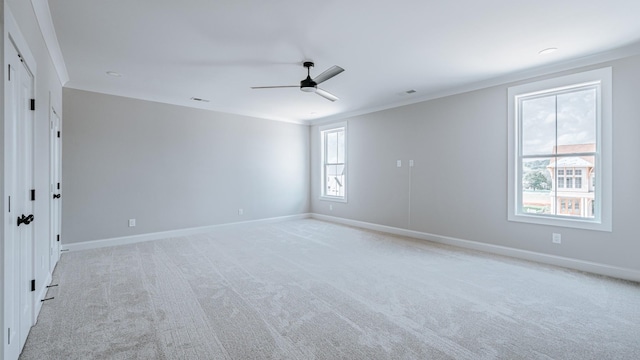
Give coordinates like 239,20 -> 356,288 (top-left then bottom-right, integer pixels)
548,143 -> 595,168
552,144 -> 596,154
555,157 -> 593,167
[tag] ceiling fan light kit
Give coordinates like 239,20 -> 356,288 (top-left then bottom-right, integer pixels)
252,61 -> 344,101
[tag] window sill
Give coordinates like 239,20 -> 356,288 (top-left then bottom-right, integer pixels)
508,213 -> 611,232
319,196 -> 347,203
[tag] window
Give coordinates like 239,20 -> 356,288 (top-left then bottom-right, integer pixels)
320,122 -> 347,201
508,68 -> 612,231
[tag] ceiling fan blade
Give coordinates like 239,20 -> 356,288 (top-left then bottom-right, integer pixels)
313,65 -> 345,84
316,88 -> 339,102
251,85 -> 298,89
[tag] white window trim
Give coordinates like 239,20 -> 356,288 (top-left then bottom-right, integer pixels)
320,122 -> 348,203
507,67 -> 612,232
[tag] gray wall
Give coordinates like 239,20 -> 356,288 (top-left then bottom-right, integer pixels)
311,55 -> 640,271
62,88 -> 310,243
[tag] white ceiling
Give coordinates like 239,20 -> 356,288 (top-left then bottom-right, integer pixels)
46,0 -> 640,124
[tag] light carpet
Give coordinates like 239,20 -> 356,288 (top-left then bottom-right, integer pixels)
20,219 -> 640,359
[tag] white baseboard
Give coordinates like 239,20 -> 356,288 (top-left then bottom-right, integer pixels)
311,213 -> 640,283
62,213 -> 312,252
61,212 -> 639,283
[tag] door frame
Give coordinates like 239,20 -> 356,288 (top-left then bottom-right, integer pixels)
49,102 -> 61,272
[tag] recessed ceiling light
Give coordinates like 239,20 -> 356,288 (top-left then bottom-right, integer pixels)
538,48 -> 558,55
190,97 -> 210,103
106,71 -> 122,77
405,89 -> 417,94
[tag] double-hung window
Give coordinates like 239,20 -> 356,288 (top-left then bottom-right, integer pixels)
507,68 -> 612,231
320,122 -> 347,201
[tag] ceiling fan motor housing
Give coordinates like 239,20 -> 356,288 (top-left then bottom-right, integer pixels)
300,77 -> 317,92
301,62 -> 317,92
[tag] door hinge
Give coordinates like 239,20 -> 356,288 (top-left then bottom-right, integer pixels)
57,182 -> 61,190
8,64 -> 10,81
31,279 -> 36,292
7,327 -> 10,345
31,189 -> 36,201
57,234 -> 60,242
57,131 -> 61,138
8,196 -> 10,213
30,99 -> 35,111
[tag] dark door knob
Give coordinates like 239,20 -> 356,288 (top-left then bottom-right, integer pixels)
17,214 -> 34,226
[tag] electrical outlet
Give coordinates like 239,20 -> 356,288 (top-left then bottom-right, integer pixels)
128,219 -> 136,227
329,204 -> 333,211
397,160 -> 402,167
552,233 -> 561,244
238,208 -> 244,215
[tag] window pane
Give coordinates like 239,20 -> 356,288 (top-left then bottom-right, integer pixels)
326,132 -> 338,164
521,95 -> 556,156
325,164 -> 345,197
521,158 -> 552,214
557,88 -> 596,149
337,130 -> 345,163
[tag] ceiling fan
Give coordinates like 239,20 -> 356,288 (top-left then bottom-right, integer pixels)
251,61 -> 345,102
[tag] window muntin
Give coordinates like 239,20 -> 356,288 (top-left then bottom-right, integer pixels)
320,123 -> 347,201
507,67 -> 612,231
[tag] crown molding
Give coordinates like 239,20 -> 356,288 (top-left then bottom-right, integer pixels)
31,0 -> 69,85
310,40 -> 640,125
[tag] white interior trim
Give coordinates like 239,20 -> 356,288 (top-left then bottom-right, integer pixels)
62,214 -> 312,252
30,0 -> 69,85
311,214 -> 640,283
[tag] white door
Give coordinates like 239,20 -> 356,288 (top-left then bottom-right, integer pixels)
4,40 -> 22,360
4,40 -> 36,357
17,48 -> 37,351
49,108 -> 62,271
